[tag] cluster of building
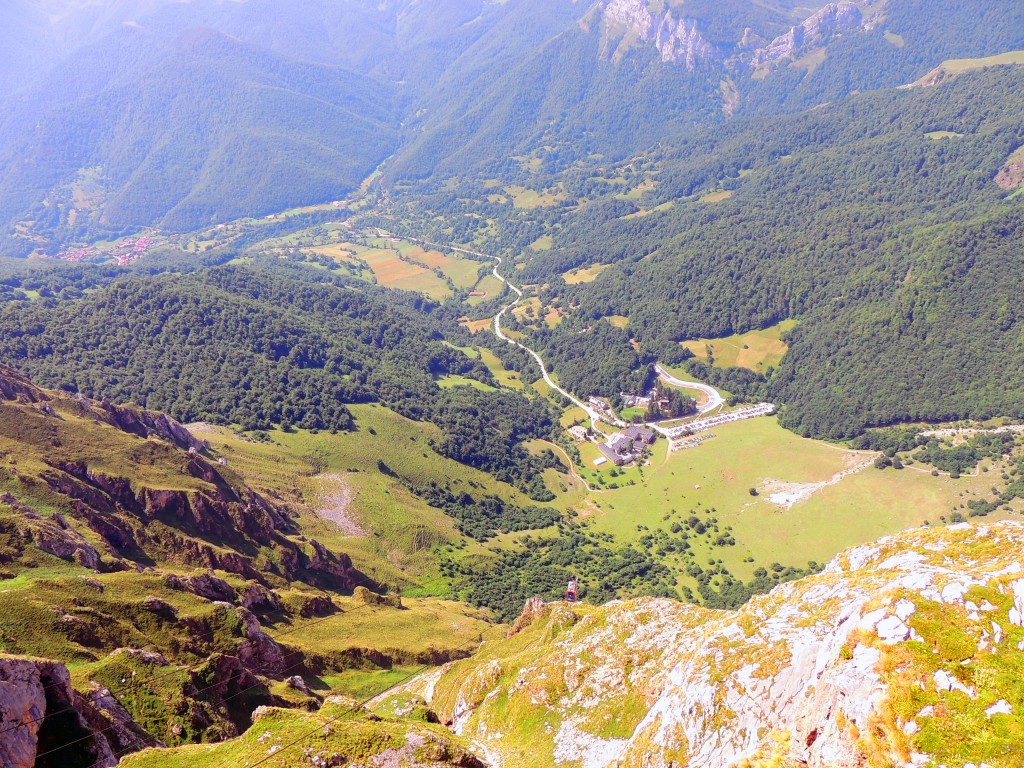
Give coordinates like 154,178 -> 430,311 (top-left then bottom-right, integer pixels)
596,425 -> 657,466
620,388 -> 672,411
58,235 -> 159,266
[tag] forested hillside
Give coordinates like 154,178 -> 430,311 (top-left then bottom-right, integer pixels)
0,258 -> 565,497
376,63 -> 1024,437
4,0 -> 1023,255
0,25 -> 399,253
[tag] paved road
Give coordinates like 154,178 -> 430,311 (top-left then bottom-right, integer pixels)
395,233 -> 622,429
393,233 -> 737,433
654,363 -> 725,415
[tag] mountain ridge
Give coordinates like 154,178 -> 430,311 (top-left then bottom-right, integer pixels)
402,520 -> 1024,768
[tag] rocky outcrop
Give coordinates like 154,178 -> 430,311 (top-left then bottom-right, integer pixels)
35,455 -> 359,587
601,0 -> 718,70
236,607 -> 288,676
241,582 -> 285,614
0,655 -> 125,768
300,594 -> 336,618
164,572 -> 237,603
751,3 -> 863,67
4,499 -> 104,570
413,521 -> 1024,768
73,682 -> 160,758
0,364 -> 207,453
596,1 -> 872,73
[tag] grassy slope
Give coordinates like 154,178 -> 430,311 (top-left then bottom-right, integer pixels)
191,403 -> 582,594
682,318 -> 798,372
120,698 -> 482,768
584,417 -> 1017,586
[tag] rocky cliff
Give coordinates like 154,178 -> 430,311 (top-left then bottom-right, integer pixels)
597,0 -> 718,69
593,0 -> 873,74
750,3 -> 865,68
0,654 -> 156,768
399,521 -> 1024,767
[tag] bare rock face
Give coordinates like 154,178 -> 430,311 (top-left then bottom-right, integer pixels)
0,655 -> 122,768
751,3 -> 863,67
241,582 -> 285,614
995,147 -> 1024,190
413,521 -> 1024,768
602,0 -> 717,70
300,594 -> 336,618
236,607 -> 288,676
0,657 -> 47,768
507,596 -> 547,637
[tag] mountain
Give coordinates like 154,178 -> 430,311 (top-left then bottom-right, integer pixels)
3,0 -> 1023,253
382,0 -> 1024,180
0,23 -> 399,253
0,363 -> 357,585
399,520 -> 1024,768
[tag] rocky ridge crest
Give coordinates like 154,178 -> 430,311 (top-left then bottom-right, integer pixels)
594,0 -> 874,73
406,521 -> 1024,768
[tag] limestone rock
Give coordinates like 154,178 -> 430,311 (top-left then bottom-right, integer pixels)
410,521 -> 1024,768
751,3 -> 863,67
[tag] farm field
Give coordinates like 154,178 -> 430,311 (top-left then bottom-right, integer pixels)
359,246 -> 452,298
437,375 -> 496,391
682,318 -> 797,371
395,242 -> 483,290
460,316 -> 494,334
478,347 -> 525,389
310,235 -> 485,299
467,274 -> 505,305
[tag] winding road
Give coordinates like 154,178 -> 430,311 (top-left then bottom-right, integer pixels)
394,232 -> 725,432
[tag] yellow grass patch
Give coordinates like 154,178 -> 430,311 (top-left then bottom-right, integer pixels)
563,264 -> 610,284
311,244 -> 357,262
700,190 -> 734,203
791,47 -> 826,74
682,319 -> 796,372
479,348 -> 523,389
505,185 -> 566,209
884,31 -> 905,47
937,49 -> 1024,74
606,315 -> 629,329
460,317 -> 493,334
